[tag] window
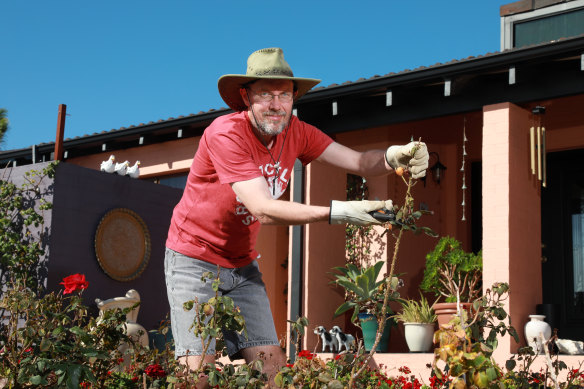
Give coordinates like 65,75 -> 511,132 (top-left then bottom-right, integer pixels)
501,0 -> 584,50
149,173 -> 188,189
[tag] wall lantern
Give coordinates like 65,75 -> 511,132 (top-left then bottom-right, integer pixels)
429,152 -> 447,184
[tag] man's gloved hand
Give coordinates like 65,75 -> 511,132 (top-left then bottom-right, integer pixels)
385,141 -> 429,179
329,199 -> 392,226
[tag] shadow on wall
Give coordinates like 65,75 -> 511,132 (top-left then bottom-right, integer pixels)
48,162 -> 183,330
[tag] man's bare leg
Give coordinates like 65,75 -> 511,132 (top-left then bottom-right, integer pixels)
178,354 -> 215,389
240,345 -> 287,386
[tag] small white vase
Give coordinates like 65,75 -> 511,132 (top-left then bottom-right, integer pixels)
404,323 -> 435,352
524,314 -> 552,354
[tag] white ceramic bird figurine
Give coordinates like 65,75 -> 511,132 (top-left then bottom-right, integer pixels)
114,160 -> 129,176
100,155 -> 116,173
126,161 -> 141,179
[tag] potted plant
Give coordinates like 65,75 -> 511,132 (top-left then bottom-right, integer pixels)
393,293 -> 437,352
331,261 -> 400,352
420,236 -> 482,326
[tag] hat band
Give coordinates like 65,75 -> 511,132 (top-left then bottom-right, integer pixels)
251,68 -> 294,77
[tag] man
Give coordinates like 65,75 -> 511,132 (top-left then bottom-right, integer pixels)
164,47 -> 428,386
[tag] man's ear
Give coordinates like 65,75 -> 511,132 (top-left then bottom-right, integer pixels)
239,88 -> 250,108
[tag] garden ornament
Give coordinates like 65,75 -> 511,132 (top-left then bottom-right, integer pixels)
330,325 -> 355,352
314,325 -> 338,352
100,155 -> 116,173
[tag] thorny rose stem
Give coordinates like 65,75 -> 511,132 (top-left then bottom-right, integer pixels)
348,171 -> 416,387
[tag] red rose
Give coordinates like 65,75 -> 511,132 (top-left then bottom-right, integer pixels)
145,363 -> 167,378
60,274 -> 89,294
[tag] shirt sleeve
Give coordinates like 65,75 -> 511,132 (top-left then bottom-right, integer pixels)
295,120 -> 334,165
205,128 -> 262,185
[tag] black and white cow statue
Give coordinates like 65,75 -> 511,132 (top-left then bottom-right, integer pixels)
313,325 -> 338,352
330,325 -> 355,352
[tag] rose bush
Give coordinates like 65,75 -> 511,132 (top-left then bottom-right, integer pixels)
3,162 -> 584,388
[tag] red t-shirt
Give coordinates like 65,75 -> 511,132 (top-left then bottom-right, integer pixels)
166,111 -> 333,268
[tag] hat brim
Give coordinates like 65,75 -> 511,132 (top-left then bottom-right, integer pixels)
218,74 -> 321,112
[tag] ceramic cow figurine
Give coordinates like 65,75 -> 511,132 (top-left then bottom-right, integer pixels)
314,325 -> 338,352
330,325 -> 355,352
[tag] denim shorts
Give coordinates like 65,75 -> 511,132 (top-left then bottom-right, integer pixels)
164,247 -> 280,359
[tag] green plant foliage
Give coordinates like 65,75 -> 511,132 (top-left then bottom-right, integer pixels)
183,268 -> 247,368
3,162 -> 584,388
393,293 -> 437,324
331,261 -> 400,323
288,316 -> 309,357
0,161 -> 57,296
0,279 -> 132,388
0,108 -> 9,147
274,352 -> 423,388
430,282 -> 584,389
420,236 -> 482,303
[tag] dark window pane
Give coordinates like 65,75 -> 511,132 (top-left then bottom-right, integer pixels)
514,8 -> 584,48
159,174 -> 187,189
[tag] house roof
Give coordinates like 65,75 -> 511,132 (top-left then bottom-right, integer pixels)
2,34 -> 584,166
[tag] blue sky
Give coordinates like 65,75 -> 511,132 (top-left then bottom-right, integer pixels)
2,1 -> 512,151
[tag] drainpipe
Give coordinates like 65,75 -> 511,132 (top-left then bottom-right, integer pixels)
288,159 -> 304,361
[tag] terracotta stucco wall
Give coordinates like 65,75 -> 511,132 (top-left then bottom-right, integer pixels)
483,102 -> 542,356
302,160 -> 348,351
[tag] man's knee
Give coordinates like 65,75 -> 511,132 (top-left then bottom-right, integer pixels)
178,354 -> 216,371
177,355 -> 216,389
240,345 -> 286,363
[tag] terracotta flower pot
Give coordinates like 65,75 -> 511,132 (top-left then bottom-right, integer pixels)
434,302 -> 473,327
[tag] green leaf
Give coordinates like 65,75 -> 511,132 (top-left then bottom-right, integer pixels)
473,371 -> 489,388
357,275 -> 373,298
336,279 -> 364,297
505,359 -> 516,371
39,337 -> 51,352
334,301 -> 356,317
183,300 -> 195,311
68,326 -> 86,336
472,354 -> 488,368
486,367 -> 498,381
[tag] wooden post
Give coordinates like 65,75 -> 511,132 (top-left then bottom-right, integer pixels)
54,104 -> 67,161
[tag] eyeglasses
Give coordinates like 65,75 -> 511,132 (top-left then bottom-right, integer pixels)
248,89 -> 294,103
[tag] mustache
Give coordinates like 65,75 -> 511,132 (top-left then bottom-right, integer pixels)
262,110 -> 286,117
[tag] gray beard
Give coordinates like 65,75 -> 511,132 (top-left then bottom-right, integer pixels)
258,121 -> 285,136
256,112 -> 288,136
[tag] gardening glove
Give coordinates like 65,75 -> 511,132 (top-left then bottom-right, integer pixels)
385,141 -> 429,179
329,199 -> 392,226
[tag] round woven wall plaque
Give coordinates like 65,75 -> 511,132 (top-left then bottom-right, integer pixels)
94,208 -> 151,282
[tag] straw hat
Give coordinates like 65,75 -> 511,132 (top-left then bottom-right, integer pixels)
218,47 -> 321,112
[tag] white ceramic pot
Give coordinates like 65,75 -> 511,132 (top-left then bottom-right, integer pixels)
524,314 -> 551,354
403,323 -> 435,352
95,289 -> 149,369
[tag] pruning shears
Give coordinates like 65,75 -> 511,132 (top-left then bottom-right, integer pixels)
369,207 -> 397,223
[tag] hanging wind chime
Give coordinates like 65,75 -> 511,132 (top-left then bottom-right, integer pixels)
530,106 -> 546,187
461,117 -> 468,221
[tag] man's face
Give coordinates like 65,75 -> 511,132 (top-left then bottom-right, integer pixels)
242,79 -> 295,137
